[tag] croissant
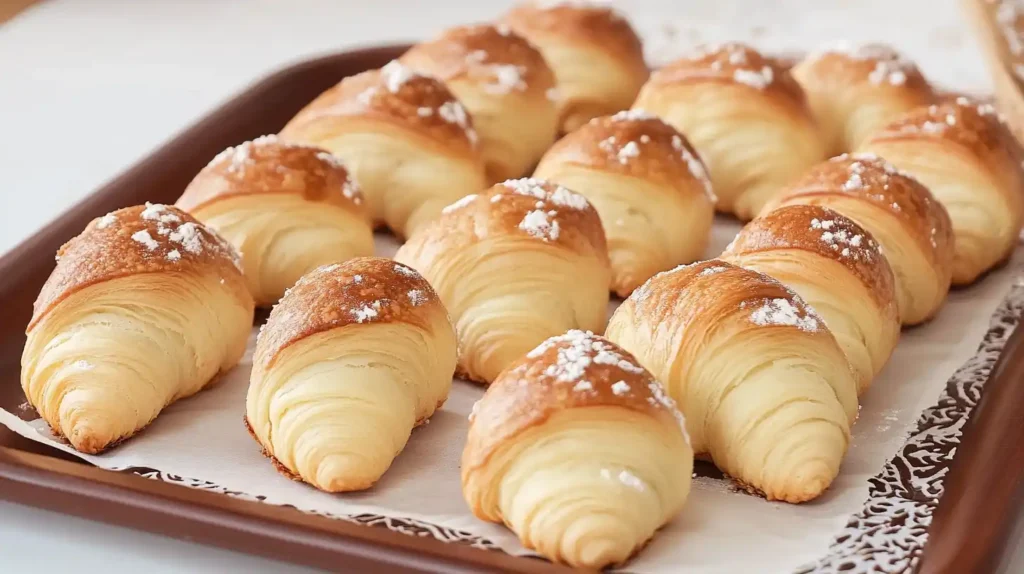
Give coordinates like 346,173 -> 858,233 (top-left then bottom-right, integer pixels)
462,330 -> 692,569
858,97 -> 1024,285
765,153 -> 953,326
499,1 -> 648,134
246,257 -> 456,492
534,110 -> 716,297
633,42 -> 826,220
279,60 -> 487,238
791,44 -> 934,155
400,24 -> 559,183
176,135 -> 373,307
605,260 -> 858,503
722,204 -> 899,394
394,178 -> 609,384
21,204 -> 254,454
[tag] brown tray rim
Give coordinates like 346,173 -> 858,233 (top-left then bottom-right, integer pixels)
0,42 -> 1022,574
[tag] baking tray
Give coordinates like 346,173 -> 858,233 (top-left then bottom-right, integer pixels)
0,44 -> 1022,574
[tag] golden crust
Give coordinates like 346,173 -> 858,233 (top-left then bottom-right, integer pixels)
30,204 -> 249,331
400,24 -> 556,97
499,2 -> 646,79
794,44 -> 932,96
725,204 -> 895,309
279,61 -> 479,153
771,153 -> 954,266
400,178 -> 608,262
647,43 -> 807,107
535,110 -> 715,200
861,98 -> 1024,193
175,135 -> 365,215
629,260 -> 831,341
253,256 -> 446,370
462,330 -> 686,474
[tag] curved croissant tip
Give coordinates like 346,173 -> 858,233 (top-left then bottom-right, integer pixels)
66,424 -> 110,455
313,453 -> 380,493
773,462 -> 834,503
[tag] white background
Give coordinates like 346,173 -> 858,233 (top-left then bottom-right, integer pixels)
0,0 -> 1013,572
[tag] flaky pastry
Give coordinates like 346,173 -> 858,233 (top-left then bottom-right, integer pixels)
792,44 -> 934,155
401,24 -> 559,183
246,257 -> 456,492
394,178 -> 610,384
500,1 -> 648,133
534,110 -> 716,296
858,97 -> 1024,285
722,205 -> 899,393
765,153 -> 953,326
21,204 -> 254,454
633,42 -> 826,220
279,60 -> 487,238
176,135 -> 373,307
606,260 -> 858,503
463,330 -> 691,569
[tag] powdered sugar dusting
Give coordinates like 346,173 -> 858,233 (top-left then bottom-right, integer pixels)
610,380 -> 631,395
393,262 -> 419,277
672,135 -> 716,201
610,109 -> 659,122
617,141 -> 641,164
407,289 -> 427,306
131,230 -> 159,251
733,65 -> 774,89
96,213 -> 117,229
519,209 -> 560,241
749,298 -> 820,332
437,100 -> 478,146
442,194 -> 478,214
381,60 -> 421,93
502,178 -> 589,210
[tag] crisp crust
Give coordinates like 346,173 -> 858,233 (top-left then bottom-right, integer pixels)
627,260 -> 831,340
646,42 -> 807,105
725,204 -> 896,309
774,153 -> 954,265
462,330 -> 686,474
399,24 -> 556,97
862,97 -> 1024,184
279,61 -> 478,153
793,44 -> 932,96
30,204 -> 249,331
253,256 -> 447,370
397,178 -> 608,263
175,135 -> 365,215
535,111 -> 715,200
499,2 -> 646,81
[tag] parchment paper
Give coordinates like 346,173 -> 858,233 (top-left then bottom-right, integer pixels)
2,226 -> 1022,574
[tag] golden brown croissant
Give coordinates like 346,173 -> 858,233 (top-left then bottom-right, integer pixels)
858,97 -> 1024,285
791,44 -> 934,155
605,260 -> 858,503
246,257 -> 456,492
765,153 -> 953,326
534,110 -> 716,297
400,24 -> 559,183
499,1 -> 648,134
21,205 -> 254,454
394,178 -> 609,384
633,42 -> 826,220
463,330 -> 692,569
722,204 -> 899,394
176,135 -> 374,307
279,60 -> 487,238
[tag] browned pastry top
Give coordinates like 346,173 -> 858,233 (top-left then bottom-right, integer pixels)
279,60 -> 479,152
30,204 -> 249,331
538,110 -> 716,200
254,256 -> 448,370
796,43 -> 932,94
628,259 -> 830,339
175,135 -> 366,215
399,24 -> 556,97
499,1 -> 646,73
864,97 -> 1024,169
400,178 -> 608,263
647,42 -> 807,104
725,204 -> 895,308
463,330 -> 686,471
776,153 -> 954,261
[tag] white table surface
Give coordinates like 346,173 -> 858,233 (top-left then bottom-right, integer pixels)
0,0 -> 1013,572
